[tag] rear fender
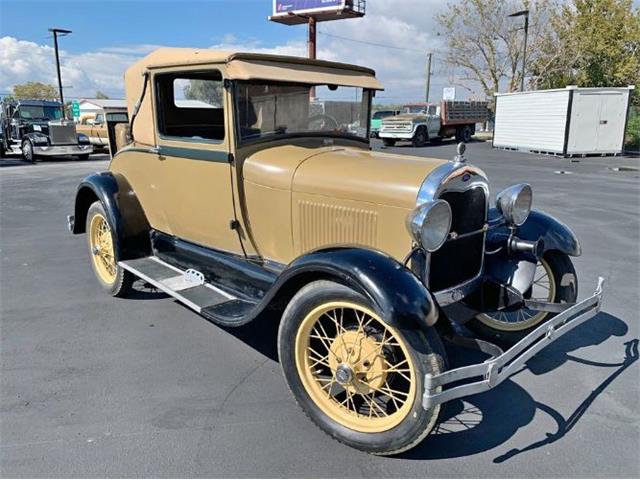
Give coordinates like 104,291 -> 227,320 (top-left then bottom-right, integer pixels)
72,172 -> 150,261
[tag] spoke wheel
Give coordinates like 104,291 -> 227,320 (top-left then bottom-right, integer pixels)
89,212 -> 117,285
477,258 -> 556,331
294,301 -> 416,433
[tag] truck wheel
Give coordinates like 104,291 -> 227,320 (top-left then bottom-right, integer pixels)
278,280 -> 446,455
77,154 -> 90,161
22,140 -> 36,163
461,126 -> 472,143
0,142 -> 5,158
86,201 -> 133,297
412,127 -> 428,147
382,138 -> 396,147
467,251 -> 577,347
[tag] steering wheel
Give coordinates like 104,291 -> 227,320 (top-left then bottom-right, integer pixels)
307,114 -> 339,131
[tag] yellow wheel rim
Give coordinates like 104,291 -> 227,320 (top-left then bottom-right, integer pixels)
294,301 -> 416,433
89,212 -> 117,285
476,258 -> 556,331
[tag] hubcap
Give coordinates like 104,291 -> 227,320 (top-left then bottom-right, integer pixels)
294,302 -> 416,433
89,213 -> 117,284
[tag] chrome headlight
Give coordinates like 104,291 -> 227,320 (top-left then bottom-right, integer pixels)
496,183 -> 532,226
406,200 -> 452,252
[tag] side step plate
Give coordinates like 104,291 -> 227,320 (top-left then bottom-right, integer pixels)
119,256 -> 236,313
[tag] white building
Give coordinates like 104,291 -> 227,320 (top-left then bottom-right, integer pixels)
77,99 -> 127,118
493,86 -> 634,156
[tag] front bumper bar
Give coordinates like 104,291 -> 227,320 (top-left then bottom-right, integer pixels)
34,144 -> 92,156
423,277 -> 605,409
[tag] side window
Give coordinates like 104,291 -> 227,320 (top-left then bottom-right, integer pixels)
95,114 -> 104,124
155,70 -> 225,142
428,105 -> 437,115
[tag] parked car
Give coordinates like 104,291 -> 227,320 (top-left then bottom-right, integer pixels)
68,49 -> 604,455
0,99 -> 92,161
75,108 -> 129,153
370,109 -> 399,137
379,101 -> 489,147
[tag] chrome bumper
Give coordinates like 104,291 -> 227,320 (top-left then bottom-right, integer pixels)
34,144 -> 92,156
423,277 -> 605,409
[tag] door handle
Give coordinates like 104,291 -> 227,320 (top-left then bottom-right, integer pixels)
599,120 -> 608,125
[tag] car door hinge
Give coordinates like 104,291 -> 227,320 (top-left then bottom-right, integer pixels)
229,219 -> 240,231
228,153 -> 234,164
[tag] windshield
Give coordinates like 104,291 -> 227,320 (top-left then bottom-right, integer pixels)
372,110 -> 396,120
404,105 -> 427,114
18,105 -> 62,121
235,82 -> 371,143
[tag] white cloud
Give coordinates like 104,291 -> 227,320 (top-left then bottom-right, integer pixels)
0,2 -> 467,104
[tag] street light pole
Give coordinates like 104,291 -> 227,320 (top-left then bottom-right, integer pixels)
508,10 -> 529,92
425,52 -> 432,103
48,28 -> 72,117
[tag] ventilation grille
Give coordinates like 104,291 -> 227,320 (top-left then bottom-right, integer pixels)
299,201 -> 378,252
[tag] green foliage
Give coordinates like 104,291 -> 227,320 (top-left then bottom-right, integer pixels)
183,79 -> 222,107
12,81 -> 58,100
532,0 -> 640,96
625,106 -> 640,149
95,90 -> 109,99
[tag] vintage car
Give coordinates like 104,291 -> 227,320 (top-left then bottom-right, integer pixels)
75,102 -> 129,153
68,49 -> 604,455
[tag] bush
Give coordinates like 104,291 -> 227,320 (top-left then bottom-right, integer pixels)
625,107 -> 640,152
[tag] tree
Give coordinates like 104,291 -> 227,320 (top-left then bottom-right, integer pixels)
12,82 -> 58,100
436,0 -> 556,98
183,80 -> 223,107
531,0 -> 640,94
95,90 -> 109,99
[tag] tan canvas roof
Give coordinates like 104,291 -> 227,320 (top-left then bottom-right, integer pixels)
124,48 -> 384,145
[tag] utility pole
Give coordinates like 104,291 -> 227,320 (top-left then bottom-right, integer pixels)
48,28 -> 72,117
425,52 -> 432,103
508,10 -> 529,91
308,16 -> 317,98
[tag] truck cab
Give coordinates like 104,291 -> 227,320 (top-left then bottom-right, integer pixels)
0,99 -> 92,161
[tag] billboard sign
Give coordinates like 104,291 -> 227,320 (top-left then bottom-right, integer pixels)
443,87 -> 456,101
274,0 -> 345,16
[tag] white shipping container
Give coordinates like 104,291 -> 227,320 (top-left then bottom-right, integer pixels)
493,86 -> 634,156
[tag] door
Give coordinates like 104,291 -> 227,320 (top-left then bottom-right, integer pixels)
152,68 -> 243,254
92,113 -> 109,146
596,91 -> 627,152
427,105 -> 441,138
568,93 -> 601,153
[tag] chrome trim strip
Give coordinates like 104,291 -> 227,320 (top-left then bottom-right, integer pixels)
423,277 -> 605,409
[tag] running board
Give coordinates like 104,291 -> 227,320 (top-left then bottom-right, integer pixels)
119,256 -> 257,321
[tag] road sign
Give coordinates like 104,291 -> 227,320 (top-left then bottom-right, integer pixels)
443,87 -> 456,101
71,101 -> 80,118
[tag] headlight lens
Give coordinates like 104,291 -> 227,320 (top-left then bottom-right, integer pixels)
496,183 -> 532,226
406,200 -> 452,252
78,133 -> 89,142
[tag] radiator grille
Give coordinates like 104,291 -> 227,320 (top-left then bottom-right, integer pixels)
429,186 -> 486,292
299,201 -> 377,252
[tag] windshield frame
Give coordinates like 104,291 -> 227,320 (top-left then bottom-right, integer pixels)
232,80 -> 372,147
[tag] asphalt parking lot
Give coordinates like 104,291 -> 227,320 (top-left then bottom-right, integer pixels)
1,141 -> 639,478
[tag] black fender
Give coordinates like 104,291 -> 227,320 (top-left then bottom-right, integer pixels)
23,132 -> 49,146
482,209 -> 580,299
205,246 -> 439,330
72,171 -> 150,261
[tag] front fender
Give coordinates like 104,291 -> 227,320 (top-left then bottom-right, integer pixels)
23,132 -> 49,146
270,247 -> 438,330
72,172 -> 150,261
489,209 -> 581,257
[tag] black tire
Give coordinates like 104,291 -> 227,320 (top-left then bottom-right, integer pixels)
382,138 -> 396,147
85,201 -> 133,297
461,126 -> 472,143
412,127 -> 428,147
0,141 -> 5,158
22,140 -> 36,162
466,251 -> 578,347
278,280 -> 446,455
77,154 -> 90,160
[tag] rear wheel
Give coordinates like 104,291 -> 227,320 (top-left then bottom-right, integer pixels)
412,127 -> 428,147
467,251 -> 577,347
278,280 -> 446,455
382,138 -> 396,147
86,201 -> 133,297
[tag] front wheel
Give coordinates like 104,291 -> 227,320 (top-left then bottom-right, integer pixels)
86,201 -> 133,297
467,251 -> 578,347
77,153 -> 90,160
382,138 -> 396,147
412,127 -> 428,147
22,140 -> 35,162
278,280 -> 446,455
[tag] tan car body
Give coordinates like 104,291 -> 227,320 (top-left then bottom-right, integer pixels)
76,108 -> 128,148
110,48 -> 448,265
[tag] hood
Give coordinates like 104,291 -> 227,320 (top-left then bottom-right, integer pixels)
384,113 -> 426,122
243,144 -> 446,209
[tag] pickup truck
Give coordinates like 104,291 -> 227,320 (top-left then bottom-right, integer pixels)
76,109 -> 129,153
379,101 -> 489,147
